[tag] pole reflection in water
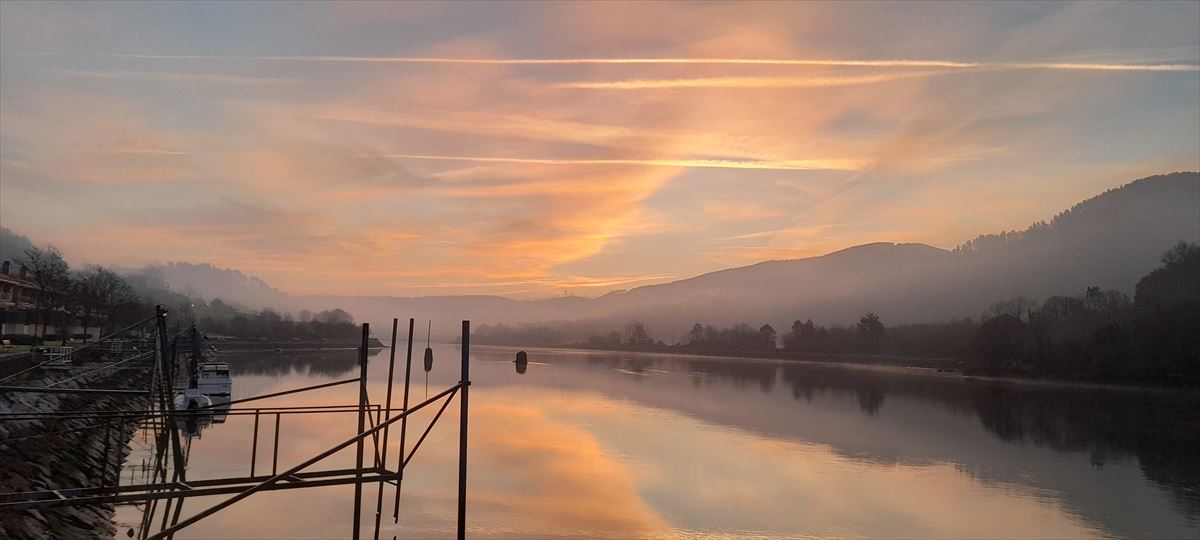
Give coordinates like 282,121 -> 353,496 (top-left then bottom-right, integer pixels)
118,345 -> 1200,539
424,321 -> 434,399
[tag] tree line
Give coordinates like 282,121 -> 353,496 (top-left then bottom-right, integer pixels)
475,242 -> 1199,386
5,243 -> 361,344
971,241 -> 1198,384
6,245 -> 138,343
196,300 -> 361,341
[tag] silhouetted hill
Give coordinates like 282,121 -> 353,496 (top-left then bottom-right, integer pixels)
119,261 -> 292,311
0,227 -> 37,262
9,173 -> 1195,342
596,172 -> 1198,338
307,172 -> 1199,341
952,172 -> 1200,301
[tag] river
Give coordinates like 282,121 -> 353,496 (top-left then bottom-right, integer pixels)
115,344 -> 1200,539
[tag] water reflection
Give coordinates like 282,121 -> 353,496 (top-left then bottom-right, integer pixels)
133,345 -> 1198,539
771,360 -> 1200,514
224,348 -> 381,377
509,348 -> 1199,538
175,396 -> 230,438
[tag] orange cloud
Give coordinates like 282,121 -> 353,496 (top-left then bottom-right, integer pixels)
555,71 -> 944,90
93,55 -> 1199,72
2,1 -> 1197,298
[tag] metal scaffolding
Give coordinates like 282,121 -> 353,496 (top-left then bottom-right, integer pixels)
0,313 -> 472,539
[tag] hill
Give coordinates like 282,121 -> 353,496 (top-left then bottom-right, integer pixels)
307,172 -> 1199,340
6,172 -> 1196,341
114,262 -> 292,312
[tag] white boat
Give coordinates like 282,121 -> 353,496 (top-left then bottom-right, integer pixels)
174,388 -> 214,438
197,361 -> 232,396
174,387 -> 213,410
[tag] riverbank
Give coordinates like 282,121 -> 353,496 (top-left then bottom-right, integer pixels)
480,342 -> 958,369
0,354 -> 151,539
481,343 -> 1198,393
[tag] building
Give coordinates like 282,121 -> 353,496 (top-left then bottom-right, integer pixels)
0,259 -> 41,335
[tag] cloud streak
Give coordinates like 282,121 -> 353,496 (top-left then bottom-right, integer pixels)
2,1 -> 1198,298
556,72 -> 940,89
53,68 -> 294,86
83,54 -> 1200,72
381,153 -> 867,171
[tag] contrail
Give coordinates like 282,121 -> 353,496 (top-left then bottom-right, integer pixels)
556,72 -> 936,89
380,153 -> 866,171
998,61 -> 1198,72
94,148 -> 190,155
29,53 -> 1193,72
105,54 -> 979,68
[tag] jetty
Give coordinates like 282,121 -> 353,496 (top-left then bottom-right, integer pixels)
0,310 -> 472,539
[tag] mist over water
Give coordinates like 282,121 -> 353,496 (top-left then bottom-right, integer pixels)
2,3 -> 1197,538
120,345 -> 1199,539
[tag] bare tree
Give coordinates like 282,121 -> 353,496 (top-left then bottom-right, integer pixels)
73,266 -> 138,339
22,245 -> 70,339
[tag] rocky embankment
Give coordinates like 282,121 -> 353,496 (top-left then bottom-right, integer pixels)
0,354 -> 151,539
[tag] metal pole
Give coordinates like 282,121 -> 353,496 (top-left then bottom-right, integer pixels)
393,317 -> 414,522
457,320 -> 470,540
250,411 -> 259,476
157,307 -> 187,485
169,336 -> 178,390
272,413 -> 281,475
372,318 -> 399,540
189,326 -> 199,389
146,383 -> 460,540
353,323 -> 369,539
114,424 -> 122,488
101,422 -> 112,488
401,389 -> 457,468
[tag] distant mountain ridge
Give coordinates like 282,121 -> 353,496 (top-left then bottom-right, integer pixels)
611,172 -> 1200,335
112,261 -> 291,312
5,172 -> 1197,340
299,171 -> 1198,339
0,227 -> 37,262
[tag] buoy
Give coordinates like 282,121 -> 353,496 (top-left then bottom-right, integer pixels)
515,350 -> 528,374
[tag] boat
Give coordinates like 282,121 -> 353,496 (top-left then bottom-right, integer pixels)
174,388 -> 214,438
174,387 -> 213,410
196,361 -> 232,396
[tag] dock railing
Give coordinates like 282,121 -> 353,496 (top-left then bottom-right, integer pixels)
0,313 -> 472,540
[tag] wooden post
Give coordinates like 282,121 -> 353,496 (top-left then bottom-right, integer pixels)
372,318 -> 399,540
352,323 -> 369,539
393,318 -> 414,522
250,411 -> 259,476
457,320 -> 469,539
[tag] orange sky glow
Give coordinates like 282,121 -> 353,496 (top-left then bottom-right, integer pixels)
1,2 -> 1197,298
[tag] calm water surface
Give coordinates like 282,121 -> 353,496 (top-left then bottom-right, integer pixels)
116,344 -> 1200,539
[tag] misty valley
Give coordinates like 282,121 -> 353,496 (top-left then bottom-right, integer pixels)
2,3 -> 1199,537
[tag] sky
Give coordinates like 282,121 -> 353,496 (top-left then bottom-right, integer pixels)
1,1 -> 1198,299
